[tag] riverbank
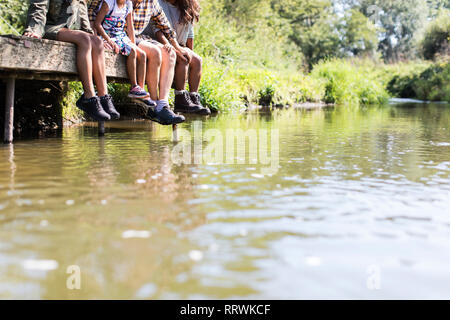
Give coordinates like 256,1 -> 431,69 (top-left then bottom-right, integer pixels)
198,58 -> 450,111
60,57 -> 449,124
2,57 -> 446,133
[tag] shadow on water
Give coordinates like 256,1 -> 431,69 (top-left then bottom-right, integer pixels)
0,102 -> 449,299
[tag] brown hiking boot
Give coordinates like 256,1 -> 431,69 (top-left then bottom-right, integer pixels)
190,92 -> 211,115
174,91 -> 207,114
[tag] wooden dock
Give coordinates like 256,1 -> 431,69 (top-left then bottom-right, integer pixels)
0,35 -> 128,143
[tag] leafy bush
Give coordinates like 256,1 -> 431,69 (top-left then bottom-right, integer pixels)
421,10 -> 450,60
61,82 -> 84,123
198,60 -> 327,112
387,60 -> 450,102
311,59 -> 389,105
0,0 -> 28,35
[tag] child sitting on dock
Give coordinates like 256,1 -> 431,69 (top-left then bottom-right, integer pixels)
149,0 -> 210,115
23,0 -> 120,121
94,0 -> 150,99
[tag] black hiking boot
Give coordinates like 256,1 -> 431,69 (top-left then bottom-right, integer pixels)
174,91 -> 205,114
189,92 -> 211,115
99,94 -> 120,120
146,105 -> 185,125
76,95 -> 111,121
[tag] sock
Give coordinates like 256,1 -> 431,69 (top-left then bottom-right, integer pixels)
175,90 -> 186,95
190,91 -> 199,96
83,93 -> 96,100
156,99 -> 168,112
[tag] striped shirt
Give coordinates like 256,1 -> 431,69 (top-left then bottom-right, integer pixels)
87,0 -> 175,40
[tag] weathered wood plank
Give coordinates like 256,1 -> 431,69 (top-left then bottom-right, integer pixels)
0,72 -> 80,82
0,35 -> 128,80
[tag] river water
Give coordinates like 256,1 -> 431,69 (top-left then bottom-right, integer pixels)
0,102 -> 449,299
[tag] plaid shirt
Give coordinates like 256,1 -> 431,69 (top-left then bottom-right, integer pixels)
87,0 -> 175,41
87,0 -> 101,23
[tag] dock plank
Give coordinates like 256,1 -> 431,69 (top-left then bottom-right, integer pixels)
0,35 -> 128,81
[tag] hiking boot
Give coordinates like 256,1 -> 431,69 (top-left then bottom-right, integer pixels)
76,95 -> 111,121
100,94 -> 120,120
174,90 -> 204,114
128,85 -> 150,99
190,92 -> 211,115
147,106 -> 185,125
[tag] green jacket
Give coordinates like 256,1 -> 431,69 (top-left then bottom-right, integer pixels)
25,0 -> 93,38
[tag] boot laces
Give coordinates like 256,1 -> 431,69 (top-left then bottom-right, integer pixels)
95,99 -> 104,112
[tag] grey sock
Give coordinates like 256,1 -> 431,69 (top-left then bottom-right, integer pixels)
156,100 -> 168,112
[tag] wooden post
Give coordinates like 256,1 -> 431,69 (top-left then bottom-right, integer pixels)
172,124 -> 178,142
98,121 -> 105,136
3,78 -> 15,144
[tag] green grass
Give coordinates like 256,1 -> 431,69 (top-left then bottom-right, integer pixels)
61,56 -> 448,122
386,59 -> 450,102
61,82 -> 84,123
197,60 -> 328,112
310,59 -> 390,105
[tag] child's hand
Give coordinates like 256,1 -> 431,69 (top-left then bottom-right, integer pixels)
176,47 -> 191,63
108,40 -> 120,54
113,43 -> 120,54
163,43 -> 174,53
103,41 -> 113,51
103,38 -> 114,51
23,31 -> 41,39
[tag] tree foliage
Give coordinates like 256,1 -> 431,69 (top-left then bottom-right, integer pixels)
421,9 -> 450,60
0,0 -> 28,34
0,0 -> 448,66
354,0 -> 429,62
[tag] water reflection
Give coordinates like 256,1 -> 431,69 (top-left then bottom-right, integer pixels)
0,103 -> 449,299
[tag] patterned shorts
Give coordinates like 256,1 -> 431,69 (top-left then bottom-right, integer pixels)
110,34 -> 133,56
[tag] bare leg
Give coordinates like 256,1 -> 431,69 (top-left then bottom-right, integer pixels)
158,44 -> 176,101
188,51 -> 203,92
138,41 -> 161,100
90,35 -> 108,96
174,54 -> 189,91
57,29 -> 95,98
135,46 -> 147,88
127,47 -> 138,87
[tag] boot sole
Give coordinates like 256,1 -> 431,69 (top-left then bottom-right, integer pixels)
175,108 -> 211,115
145,112 -> 185,125
174,108 -> 202,114
108,114 -> 120,120
128,93 -> 150,99
147,117 -> 184,126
